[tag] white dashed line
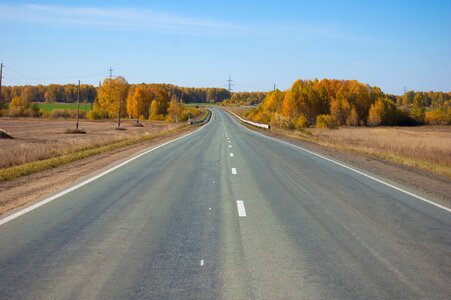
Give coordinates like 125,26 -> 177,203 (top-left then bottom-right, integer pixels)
209,207 -> 211,211
200,259 -> 204,266
236,200 -> 247,217
229,145 -> 232,148
230,153 -> 234,157
231,168 -> 237,175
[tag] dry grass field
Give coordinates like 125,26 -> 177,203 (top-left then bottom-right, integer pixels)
269,125 -> 451,177
308,126 -> 451,167
0,118 -> 184,169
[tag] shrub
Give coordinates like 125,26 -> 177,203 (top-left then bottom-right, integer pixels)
253,111 -> 271,124
29,104 -> 42,117
316,114 -> 338,129
49,109 -> 72,119
150,114 -> 165,121
64,128 -> 87,134
6,106 -> 29,117
86,109 -> 109,120
293,116 -> 308,130
425,109 -> 451,125
270,113 -> 293,129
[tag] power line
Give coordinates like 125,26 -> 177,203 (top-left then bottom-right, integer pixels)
226,75 -> 234,92
108,67 -> 114,79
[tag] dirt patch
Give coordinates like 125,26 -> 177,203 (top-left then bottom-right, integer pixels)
0,124 -> 197,216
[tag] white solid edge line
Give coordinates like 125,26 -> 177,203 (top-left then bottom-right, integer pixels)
237,200 -> 247,217
231,168 -> 237,175
0,118 -> 211,226
224,110 -> 451,213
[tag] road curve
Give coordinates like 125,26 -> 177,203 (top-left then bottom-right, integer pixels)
0,108 -> 450,299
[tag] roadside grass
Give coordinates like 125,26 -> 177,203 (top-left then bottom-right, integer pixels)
36,102 -> 92,112
0,125 -> 190,181
278,128 -> 451,178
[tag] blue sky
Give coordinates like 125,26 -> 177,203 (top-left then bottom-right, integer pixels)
0,0 -> 450,94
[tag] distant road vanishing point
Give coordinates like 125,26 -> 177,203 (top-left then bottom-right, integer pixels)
1,108 -> 450,299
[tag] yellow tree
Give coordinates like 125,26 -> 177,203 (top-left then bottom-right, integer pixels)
127,85 -> 153,123
346,106 -> 359,126
261,89 -> 284,113
150,87 -> 169,120
97,76 -> 129,119
330,98 -> 351,125
167,95 -> 184,122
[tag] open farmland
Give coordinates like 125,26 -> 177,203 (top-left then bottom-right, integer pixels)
35,102 -> 92,112
0,118 -> 184,169
281,125 -> 451,177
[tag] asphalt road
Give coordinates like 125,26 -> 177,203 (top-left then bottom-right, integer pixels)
1,108 -> 450,299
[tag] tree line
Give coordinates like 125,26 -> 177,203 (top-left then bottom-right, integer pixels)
0,82 -> 231,106
0,79 -> 232,121
245,79 -> 450,128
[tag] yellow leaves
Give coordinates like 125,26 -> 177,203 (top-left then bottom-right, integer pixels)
250,78 -> 385,129
97,77 -> 129,117
281,91 -> 297,120
127,85 -> 152,120
424,109 -> 451,125
316,114 -> 338,129
150,88 -> 169,120
167,96 -> 185,122
261,89 -> 284,112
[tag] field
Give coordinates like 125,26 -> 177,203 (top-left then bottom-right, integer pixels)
0,118 -> 185,171
35,102 -> 92,112
276,126 -> 451,177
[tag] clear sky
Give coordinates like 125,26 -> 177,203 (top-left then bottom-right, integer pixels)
0,0 -> 450,94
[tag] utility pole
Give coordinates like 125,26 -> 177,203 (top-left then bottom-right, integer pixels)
108,67 -> 114,79
0,63 -> 3,106
227,75 -> 233,92
273,83 -> 276,91
76,80 -> 80,129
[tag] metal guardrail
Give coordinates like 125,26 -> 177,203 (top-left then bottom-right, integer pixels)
190,109 -> 211,125
228,111 -> 270,129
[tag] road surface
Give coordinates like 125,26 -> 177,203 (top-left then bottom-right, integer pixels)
1,108 -> 450,299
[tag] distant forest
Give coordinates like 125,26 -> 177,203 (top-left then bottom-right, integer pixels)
0,83 -> 232,105
0,78 -> 449,126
